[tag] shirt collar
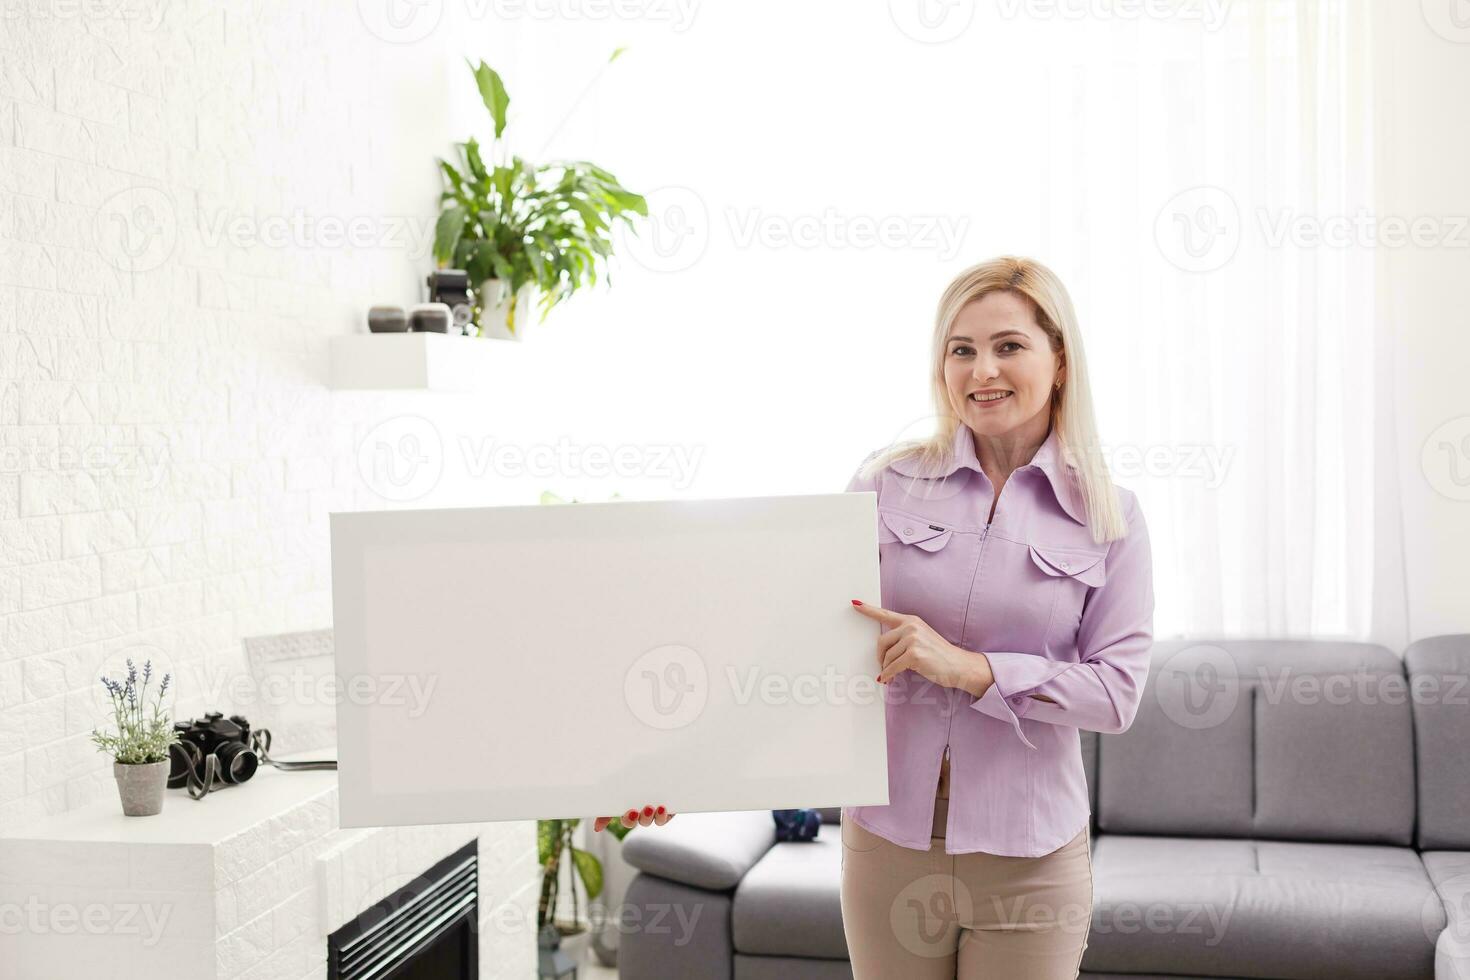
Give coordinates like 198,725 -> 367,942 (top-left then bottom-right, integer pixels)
888,422 -> 1088,526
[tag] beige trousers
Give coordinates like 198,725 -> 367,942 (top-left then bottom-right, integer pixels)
839,753 -> 1094,979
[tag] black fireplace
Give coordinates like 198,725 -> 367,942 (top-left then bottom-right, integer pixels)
328,839 -> 479,980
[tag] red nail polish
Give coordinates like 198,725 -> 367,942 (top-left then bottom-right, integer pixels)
626,809 -> 637,820
851,599 -> 863,606
643,805 -> 654,816
656,806 -> 665,814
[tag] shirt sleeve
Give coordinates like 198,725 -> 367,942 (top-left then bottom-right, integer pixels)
969,496 -> 1155,750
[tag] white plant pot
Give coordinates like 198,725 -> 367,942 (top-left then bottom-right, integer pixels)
113,759 -> 168,816
477,281 -> 540,341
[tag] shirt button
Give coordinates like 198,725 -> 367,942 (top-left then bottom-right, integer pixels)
902,528 -> 913,536
1059,560 -> 1070,569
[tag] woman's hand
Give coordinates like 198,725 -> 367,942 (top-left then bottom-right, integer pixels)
850,600 -> 993,695
593,805 -> 675,832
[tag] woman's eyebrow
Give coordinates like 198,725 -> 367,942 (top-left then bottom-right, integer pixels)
947,330 -> 1028,342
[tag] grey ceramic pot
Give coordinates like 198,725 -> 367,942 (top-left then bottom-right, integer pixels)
113,759 -> 169,816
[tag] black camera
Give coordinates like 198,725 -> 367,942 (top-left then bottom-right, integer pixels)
426,269 -> 474,331
169,711 -> 260,790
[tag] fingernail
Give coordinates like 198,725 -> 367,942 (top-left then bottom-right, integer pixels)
851,599 -> 863,606
643,805 -> 654,816
656,806 -> 665,814
626,809 -> 638,820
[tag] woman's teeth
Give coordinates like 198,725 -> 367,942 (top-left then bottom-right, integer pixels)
971,392 -> 1012,403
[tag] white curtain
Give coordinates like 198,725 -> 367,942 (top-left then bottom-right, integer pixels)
456,0 -> 1399,645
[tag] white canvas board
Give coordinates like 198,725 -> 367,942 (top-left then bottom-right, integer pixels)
329,492 -> 887,828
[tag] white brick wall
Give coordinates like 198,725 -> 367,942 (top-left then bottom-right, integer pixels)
0,0 -> 534,872
1,3 -> 550,975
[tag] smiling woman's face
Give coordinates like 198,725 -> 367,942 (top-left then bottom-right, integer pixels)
943,290 -> 1064,439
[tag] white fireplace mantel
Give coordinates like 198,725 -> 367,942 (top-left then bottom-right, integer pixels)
0,766 -> 538,980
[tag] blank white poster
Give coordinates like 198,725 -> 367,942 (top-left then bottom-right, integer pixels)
329,492 -> 886,828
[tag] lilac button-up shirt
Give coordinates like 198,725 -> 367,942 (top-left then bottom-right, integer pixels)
842,422 -> 1155,857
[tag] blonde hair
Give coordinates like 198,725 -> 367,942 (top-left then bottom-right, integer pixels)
860,256 -> 1128,544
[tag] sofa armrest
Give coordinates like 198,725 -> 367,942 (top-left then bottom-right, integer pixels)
619,809 -> 775,891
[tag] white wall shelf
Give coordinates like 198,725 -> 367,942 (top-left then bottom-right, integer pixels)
329,332 -> 518,391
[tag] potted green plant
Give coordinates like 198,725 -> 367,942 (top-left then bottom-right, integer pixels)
433,53 -> 647,341
536,816 -> 610,967
91,659 -> 180,816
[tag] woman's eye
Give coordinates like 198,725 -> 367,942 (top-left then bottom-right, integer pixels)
998,342 -> 1022,354
950,345 -> 974,357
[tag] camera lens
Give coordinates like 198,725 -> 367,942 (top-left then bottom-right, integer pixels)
216,741 -> 259,784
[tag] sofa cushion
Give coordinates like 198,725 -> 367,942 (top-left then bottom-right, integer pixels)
732,823 -> 847,959
1085,834 -> 1439,980
621,809 -> 775,891
1423,851 -> 1470,980
1099,639 -> 1415,844
1405,635 -> 1470,849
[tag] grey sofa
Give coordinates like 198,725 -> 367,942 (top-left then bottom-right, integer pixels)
615,636 -> 1470,980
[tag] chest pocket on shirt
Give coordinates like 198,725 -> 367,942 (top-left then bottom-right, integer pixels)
878,509 -> 954,551
875,507 -> 956,615
1028,541 -> 1108,634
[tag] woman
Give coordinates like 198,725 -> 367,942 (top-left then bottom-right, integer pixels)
839,256 -> 1155,979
